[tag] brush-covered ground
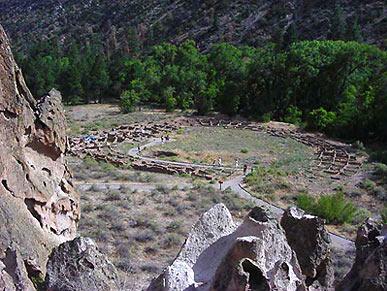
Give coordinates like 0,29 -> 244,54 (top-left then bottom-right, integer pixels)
143,123 -> 385,239
68,155 -> 254,289
66,104 -> 387,289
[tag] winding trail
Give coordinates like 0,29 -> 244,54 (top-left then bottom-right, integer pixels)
127,137 -> 355,250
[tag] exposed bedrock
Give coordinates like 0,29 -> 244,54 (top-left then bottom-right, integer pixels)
147,204 -> 308,291
336,218 -> 387,291
0,25 -> 80,290
281,207 -> 335,291
45,237 -> 119,291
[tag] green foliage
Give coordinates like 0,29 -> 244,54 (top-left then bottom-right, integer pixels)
381,206 -> 387,224
307,108 -> 336,131
18,37 -> 387,142
240,148 -> 249,154
30,274 -> 45,291
296,192 -> 357,224
284,105 -> 302,124
120,90 -> 140,113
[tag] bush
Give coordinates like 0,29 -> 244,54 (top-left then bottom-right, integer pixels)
375,163 -> 387,178
120,89 -> 140,113
296,192 -> 357,224
83,157 -> 99,169
284,105 -> 302,125
381,206 -> 387,224
240,148 -> 249,153
262,112 -> 271,123
352,140 -> 365,151
307,108 -> 336,131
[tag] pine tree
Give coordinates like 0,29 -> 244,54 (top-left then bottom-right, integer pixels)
127,27 -> 141,57
283,23 -> 299,49
272,25 -> 284,52
328,5 -> 347,40
346,16 -> 363,42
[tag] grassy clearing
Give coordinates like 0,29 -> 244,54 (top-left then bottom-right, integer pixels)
145,127 -> 314,170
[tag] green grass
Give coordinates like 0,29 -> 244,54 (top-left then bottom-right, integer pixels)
147,127 -> 314,169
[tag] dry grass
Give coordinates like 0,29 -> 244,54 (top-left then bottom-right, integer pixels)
77,180 -> 254,290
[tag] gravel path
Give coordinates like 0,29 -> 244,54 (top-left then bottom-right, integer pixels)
82,137 -> 355,250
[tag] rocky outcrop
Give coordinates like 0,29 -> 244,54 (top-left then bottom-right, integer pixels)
148,204 -> 307,291
45,237 -> 119,291
0,25 -> 80,290
336,218 -> 387,291
281,207 -> 334,291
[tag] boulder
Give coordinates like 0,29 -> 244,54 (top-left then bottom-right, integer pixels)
336,218 -> 386,291
0,25 -> 80,290
281,207 -> 334,291
45,237 -> 119,291
209,207 -> 306,291
148,204 -> 306,291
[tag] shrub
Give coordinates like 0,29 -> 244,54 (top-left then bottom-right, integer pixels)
352,140 -> 365,151
240,148 -> 249,153
381,206 -> 387,224
360,179 -> 376,191
375,163 -> 387,178
307,108 -> 336,131
133,231 -> 155,242
284,105 -> 302,125
296,192 -> 357,224
83,157 -> 99,169
262,112 -> 271,123
100,162 -> 116,172
120,89 -> 140,113
163,234 -> 181,248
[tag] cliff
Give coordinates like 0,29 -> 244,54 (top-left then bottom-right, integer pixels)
0,25 -> 80,290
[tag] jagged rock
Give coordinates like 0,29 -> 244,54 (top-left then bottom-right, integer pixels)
281,207 -> 334,291
147,203 -> 237,291
148,204 -> 306,291
0,25 -> 80,290
336,218 -> 386,291
45,237 -> 119,291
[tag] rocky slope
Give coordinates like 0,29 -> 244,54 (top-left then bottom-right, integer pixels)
0,25 -> 80,290
0,0 -> 386,52
147,204 -> 335,291
148,203 -> 387,291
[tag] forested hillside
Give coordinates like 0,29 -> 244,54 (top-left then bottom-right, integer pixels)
2,0 -> 387,144
1,0 -> 386,53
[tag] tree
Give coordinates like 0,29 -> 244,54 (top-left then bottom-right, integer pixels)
283,23 -> 298,49
328,5 -> 347,40
120,90 -> 140,113
89,55 -> 110,103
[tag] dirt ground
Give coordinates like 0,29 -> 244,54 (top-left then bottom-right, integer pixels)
66,104 -> 386,289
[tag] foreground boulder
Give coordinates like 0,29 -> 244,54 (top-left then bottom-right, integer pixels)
336,218 -> 386,291
148,204 -> 306,291
281,207 -> 334,291
0,25 -> 79,290
45,237 -> 119,291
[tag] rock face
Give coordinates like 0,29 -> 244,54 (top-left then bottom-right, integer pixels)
336,218 -> 387,291
148,204 -> 307,291
281,207 -> 334,291
0,25 -> 80,290
45,237 -> 119,291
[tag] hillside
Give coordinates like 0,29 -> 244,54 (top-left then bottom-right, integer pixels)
1,0 -> 387,52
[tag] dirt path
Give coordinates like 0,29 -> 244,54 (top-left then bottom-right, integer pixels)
130,138 -> 355,251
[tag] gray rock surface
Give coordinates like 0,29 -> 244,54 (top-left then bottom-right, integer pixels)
0,25 -> 80,290
45,237 -> 119,291
148,204 -> 306,291
281,207 -> 334,291
336,218 -> 387,291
